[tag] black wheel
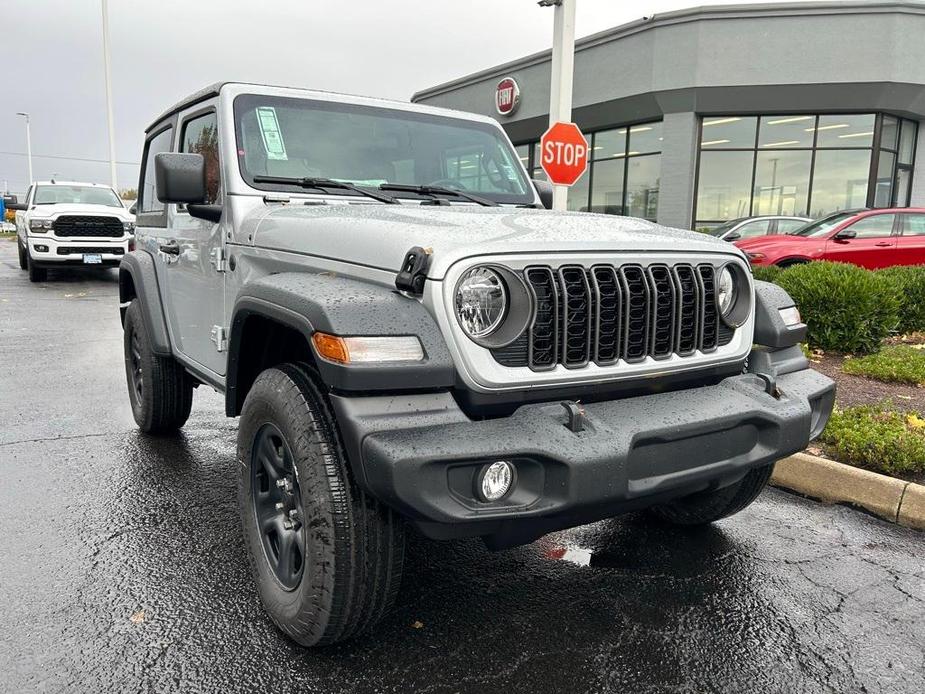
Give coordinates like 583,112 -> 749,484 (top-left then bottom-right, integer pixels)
776,259 -> 809,269
27,254 -> 47,283
18,241 -> 27,270
122,299 -> 193,433
648,464 -> 774,525
238,363 -> 404,647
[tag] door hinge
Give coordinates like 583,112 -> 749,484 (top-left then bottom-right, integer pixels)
210,325 -> 227,352
210,246 -> 229,273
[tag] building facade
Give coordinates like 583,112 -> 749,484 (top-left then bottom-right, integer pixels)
412,1 -> 925,230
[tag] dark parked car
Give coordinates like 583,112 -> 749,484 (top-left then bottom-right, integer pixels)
707,215 -> 811,242
736,208 -> 925,269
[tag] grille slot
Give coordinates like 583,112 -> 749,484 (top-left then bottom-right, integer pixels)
494,260 -> 741,371
56,246 -> 124,256
52,216 -> 124,238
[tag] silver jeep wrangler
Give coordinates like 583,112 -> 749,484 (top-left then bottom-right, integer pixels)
119,82 -> 835,646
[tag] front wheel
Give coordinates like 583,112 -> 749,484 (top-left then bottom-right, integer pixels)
18,241 -> 27,270
648,464 -> 774,525
27,254 -> 47,283
238,363 -> 404,647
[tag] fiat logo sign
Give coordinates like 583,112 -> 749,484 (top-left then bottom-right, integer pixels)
495,77 -> 520,116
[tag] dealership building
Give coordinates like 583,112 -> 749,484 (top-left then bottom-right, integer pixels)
412,1 -> 925,230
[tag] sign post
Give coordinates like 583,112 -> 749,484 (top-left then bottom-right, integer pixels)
541,0 -> 577,210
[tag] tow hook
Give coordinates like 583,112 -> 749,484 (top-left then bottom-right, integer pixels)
561,401 -> 586,433
754,372 -> 782,399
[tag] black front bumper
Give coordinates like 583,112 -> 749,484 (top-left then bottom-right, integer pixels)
332,365 -> 834,546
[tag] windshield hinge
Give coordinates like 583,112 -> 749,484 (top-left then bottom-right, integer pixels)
263,194 -> 291,204
395,246 -> 432,295
210,325 -> 228,352
210,246 -> 229,273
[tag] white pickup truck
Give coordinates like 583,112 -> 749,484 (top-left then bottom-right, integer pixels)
10,180 -> 136,282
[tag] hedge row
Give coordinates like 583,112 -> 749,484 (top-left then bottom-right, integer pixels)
752,261 -> 925,354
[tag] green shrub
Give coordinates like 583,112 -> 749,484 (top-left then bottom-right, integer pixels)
842,344 -> 925,385
750,265 -> 783,284
820,403 -> 925,476
876,265 -> 925,334
775,262 -> 899,354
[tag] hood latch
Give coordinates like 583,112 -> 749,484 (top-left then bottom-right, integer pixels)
395,246 -> 432,295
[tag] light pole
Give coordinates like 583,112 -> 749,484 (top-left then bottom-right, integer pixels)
101,0 -> 117,190
16,112 -> 33,185
540,0 -> 577,210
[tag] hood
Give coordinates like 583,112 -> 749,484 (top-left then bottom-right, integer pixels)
28,203 -> 134,220
250,204 -> 743,279
735,234 -> 812,251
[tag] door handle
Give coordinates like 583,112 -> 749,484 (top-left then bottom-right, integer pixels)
159,240 -> 180,255
875,242 -> 892,247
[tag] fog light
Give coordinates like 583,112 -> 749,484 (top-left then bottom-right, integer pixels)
478,461 -> 513,502
34,244 -> 48,253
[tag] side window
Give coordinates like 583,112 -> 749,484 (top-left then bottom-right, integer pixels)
776,219 -> 806,234
736,219 -> 771,238
901,214 -> 925,236
181,111 -> 220,204
139,127 -> 174,214
842,214 -> 896,239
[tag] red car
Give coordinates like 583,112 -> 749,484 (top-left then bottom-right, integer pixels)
735,208 -> 925,269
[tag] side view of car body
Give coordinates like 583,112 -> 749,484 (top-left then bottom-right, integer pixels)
707,215 -> 811,242
9,180 -> 136,282
735,208 -> 925,269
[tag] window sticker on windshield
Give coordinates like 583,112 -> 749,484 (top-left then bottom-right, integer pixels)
256,106 -> 288,161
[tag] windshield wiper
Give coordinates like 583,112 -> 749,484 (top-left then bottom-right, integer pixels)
378,183 -> 498,207
252,175 -> 398,204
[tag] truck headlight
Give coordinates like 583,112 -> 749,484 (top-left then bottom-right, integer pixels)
30,219 -> 52,232
455,266 -> 507,338
717,263 -> 750,328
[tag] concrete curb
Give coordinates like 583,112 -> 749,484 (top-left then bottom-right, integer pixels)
771,452 -> 925,530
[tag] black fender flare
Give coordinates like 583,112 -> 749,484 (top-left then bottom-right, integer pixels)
119,251 -> 171,356
227,272 -> 456,414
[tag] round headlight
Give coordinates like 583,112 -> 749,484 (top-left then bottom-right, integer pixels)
455,267 -> 507,338
717,266 -> 736,317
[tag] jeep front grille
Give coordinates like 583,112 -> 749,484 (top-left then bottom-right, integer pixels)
493,263 -> 734,371
53,216 -> 124,238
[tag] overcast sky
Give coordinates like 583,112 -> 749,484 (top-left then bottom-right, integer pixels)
1,0 -> 805,197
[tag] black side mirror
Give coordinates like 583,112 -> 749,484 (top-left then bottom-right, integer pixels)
725,232 -> 741,242
4,194 -> 26,211
532,178 -> 553,210
128,202 -> 137,215
834,229 -> 857,240
154,152 -> 222,223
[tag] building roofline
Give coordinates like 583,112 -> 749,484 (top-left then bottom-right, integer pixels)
411,0 -> 925,102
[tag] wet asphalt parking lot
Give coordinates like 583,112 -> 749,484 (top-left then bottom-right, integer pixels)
0,238 -> 923,693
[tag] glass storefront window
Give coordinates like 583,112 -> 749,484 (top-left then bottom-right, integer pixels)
628,122 -> 662,155
696,150 -> 754,221
567,172 -> 591,212
752,150 -> 811,216
758,115 -> 815,149
815,114 -> 875,148
625,155 -> 660,220
880,115 -> 900,151
810,149 -> 871,216
593,129 -> 626,159
899,120 -> 916,165
874,151 -> 896,208
589,158 -> 625,215
514,144 -> 530,171
700,116 -> 757,148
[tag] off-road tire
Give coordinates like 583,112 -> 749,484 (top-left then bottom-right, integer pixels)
27,254 -> 47,282
237,362 -> 404,647
123,299 -> 193,433
648,463 -> 774,525
18,241 -> 27,270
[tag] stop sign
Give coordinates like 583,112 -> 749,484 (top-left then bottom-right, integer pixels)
540,122 -> 589,186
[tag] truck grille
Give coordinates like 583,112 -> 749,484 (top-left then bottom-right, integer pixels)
56,246 -> 124,255
53,216 -> 124,238
493,263 -> 735,371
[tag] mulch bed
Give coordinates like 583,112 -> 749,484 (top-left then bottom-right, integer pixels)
809,351 -> 925,412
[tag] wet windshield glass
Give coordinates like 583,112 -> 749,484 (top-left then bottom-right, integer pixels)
791,212 -> 856,237
33,185 -> 122,207
234,94 -> 532,204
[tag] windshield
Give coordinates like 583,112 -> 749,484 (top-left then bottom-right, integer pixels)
707,219 -> 744,237
33,185 -> 122,207
234,94 -> 532,204
790,212 -> 857,237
